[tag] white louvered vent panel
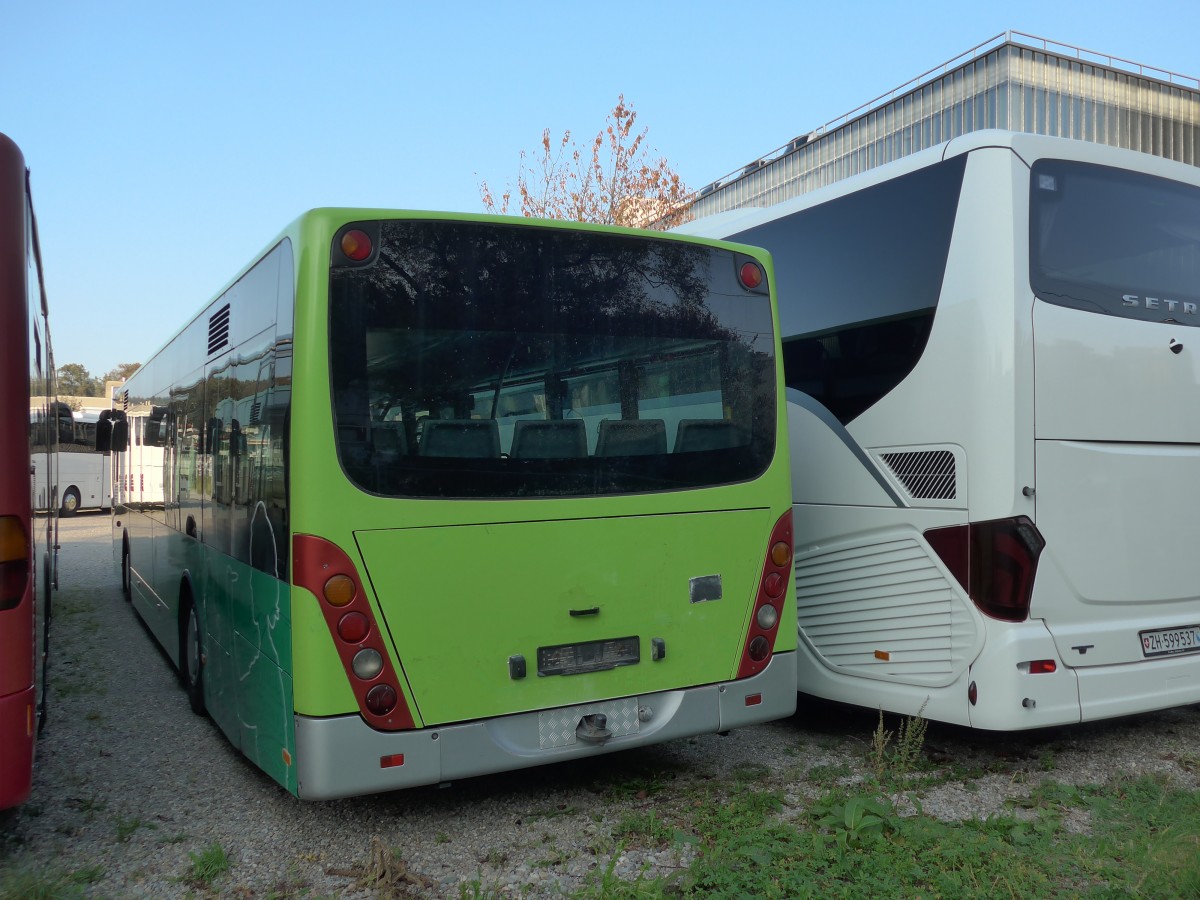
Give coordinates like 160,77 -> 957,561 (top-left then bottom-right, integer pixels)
880,450 -> 956,500
794,537 -> 977,686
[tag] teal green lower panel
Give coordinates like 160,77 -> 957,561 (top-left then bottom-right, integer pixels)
233,631 -> 297,794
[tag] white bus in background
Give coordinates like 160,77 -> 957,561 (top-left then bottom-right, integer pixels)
111,411 -> 165,510
679,129 -> 1200,729
32,409 -> 111,515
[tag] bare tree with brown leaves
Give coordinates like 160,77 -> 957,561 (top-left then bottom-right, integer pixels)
480,95 -> 692,230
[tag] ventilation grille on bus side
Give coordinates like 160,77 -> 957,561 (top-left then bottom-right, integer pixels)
880,450 -> 956,500
208,303 -> 231,356
793,536 -> 978,687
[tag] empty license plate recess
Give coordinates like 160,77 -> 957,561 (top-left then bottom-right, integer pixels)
538,636 -> 640,676
1140,625 -> 1200,658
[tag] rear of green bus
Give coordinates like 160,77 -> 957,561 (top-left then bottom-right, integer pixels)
289,211 -> 794,799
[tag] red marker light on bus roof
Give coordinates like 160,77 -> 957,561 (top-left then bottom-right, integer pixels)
738,261 -> 764,290
340,229 -> 373,261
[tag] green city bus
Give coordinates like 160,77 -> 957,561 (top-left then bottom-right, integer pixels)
103,211 -> 795,799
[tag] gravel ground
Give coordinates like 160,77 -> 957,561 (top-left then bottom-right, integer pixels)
2,513 -> 1199,898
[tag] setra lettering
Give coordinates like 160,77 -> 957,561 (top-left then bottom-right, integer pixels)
1122,294 -> 1198,315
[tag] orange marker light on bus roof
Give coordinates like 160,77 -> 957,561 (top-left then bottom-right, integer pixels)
340,229 -> 373,261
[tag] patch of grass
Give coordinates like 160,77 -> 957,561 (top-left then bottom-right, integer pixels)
458,878 -> 505,899
185,842 -> 230,888
604,766 -> 1200,899
576,850 -> 667,899
68,867 -> 104,887
114,815 -> 154,843
596,763 -> 678,801
804,761 -> 853,783
612,809 -> 677,848
0,868 -> 84,899
64,795 -> 105,818
869,706 -> 930,792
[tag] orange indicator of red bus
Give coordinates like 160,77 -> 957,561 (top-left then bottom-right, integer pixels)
341,229 -> 373,261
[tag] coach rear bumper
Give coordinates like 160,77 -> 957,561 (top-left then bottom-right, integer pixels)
293,650 -> 795,800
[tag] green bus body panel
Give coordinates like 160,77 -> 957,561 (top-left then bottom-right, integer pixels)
200,552 -> 297,792
292,586 -> 360,714
354,507 -> 775,725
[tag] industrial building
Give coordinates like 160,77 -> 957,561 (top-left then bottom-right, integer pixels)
686,31 -> 1200,220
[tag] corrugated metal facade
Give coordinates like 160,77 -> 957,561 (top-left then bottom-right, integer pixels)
686,34 -> 1200,220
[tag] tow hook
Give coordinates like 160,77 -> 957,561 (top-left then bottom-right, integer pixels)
576,713 -> 612,744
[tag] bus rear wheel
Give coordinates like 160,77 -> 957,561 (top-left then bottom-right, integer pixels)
60,487 -> 80,517
181,599 -> 206,716
121,544 -> 132,602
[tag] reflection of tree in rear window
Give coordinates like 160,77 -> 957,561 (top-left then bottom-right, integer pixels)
328,220 -> 777,498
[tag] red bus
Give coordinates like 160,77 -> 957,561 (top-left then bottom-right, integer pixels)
0,132 -> 56,809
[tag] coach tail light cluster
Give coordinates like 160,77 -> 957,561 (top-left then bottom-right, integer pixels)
924,516 -> 1046,622
737,510 -> 793,679
293,534 -> 415,730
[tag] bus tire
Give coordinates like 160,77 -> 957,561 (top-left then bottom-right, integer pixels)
42,550 -> 52,626
38,552 -> 50,736
121,542 -> 132,602
181,596 -> 206,716
60,486 -> 80,517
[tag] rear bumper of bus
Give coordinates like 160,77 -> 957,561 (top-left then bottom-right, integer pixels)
293,650 -> 796,800
0,687 -> 34,809
967,620 -> 1200,729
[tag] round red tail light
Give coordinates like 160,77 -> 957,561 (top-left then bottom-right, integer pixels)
341,229 -> 373,261
748,636 -> 770,662
337,612 -> 370,644
365,684 -> 398,716
739,261 -> 764,290
764,572 -> 785,599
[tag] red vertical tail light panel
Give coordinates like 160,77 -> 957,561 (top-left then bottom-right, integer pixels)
737,510 -> 793,679
292,534 -> 415,730
925,516 -> 1046,623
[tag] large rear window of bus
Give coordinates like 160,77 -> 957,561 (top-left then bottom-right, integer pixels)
1031,159 -> 1200,325
328,219 -> 777,499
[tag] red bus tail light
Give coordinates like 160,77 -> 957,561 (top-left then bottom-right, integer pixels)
292,534 -> 414,731
0,516 -> 30,611
925,516 -> 1046,622
737,510 -> 793,679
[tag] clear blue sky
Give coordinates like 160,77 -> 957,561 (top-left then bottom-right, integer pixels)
5,0 -> 1198,377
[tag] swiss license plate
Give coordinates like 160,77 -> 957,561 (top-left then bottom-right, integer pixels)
1140,625 -> 1200,658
